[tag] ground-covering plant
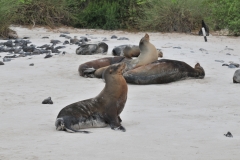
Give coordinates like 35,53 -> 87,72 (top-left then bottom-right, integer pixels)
0,0 -> 240,36
136,0 -> 206,32
0,0 -> 21,37
12,0 -> 72,27
204,0 -> 240,35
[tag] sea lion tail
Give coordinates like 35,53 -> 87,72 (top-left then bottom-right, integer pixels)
55,118 -> 90,133
194,63 -> 205,78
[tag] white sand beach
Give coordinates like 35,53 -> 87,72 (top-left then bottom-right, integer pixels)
0,26 -> 240,160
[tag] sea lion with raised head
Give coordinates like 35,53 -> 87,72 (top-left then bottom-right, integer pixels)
129,33 -> 158,69
56,62 -> 128,133
123,59 -> 205,84
81,34 -> 159,78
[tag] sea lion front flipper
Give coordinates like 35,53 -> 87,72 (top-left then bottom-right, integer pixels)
118,116 -> 122,123
106,115 -> 126,132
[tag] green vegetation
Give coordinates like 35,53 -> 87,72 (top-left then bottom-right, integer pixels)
136,0 -> 206,32
204,0 -> 240,35
0,0 -> 240,37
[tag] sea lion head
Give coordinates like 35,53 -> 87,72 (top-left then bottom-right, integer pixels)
194,63 -> 205,78
105,62 -> 126,75
55,118 -> 65,131
139,33 -> 149,44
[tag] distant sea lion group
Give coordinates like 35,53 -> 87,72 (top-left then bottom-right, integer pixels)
78,34 -> 205,84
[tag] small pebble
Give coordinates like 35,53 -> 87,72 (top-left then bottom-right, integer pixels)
215,60 -> 224,63
29,63 -> 34,66
42,97 -> 53,104
224,132 -> 233,138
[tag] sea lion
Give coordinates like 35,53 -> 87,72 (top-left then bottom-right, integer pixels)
78,56 -> 125,77
76,42 -> 108,55
128,33 -> 158,69
123,59 -> 205,84
112,44 -> 163,59
85,34 -> 159,78
233,69 -> 240,83
56,62 -> 128,133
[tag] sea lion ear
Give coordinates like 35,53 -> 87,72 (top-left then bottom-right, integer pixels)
195,63 -> 200,68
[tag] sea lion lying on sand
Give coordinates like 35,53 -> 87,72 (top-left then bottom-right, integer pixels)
123,59 -> 205,84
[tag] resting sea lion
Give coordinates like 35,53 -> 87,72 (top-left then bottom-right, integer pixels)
56,62 -> 128,133
78,56 -> 125,77
85,33 -> 159,78
233,69 -> 240,83
128,33 -> 158,69
112,45 -> 163,59
123,59 -> 205,84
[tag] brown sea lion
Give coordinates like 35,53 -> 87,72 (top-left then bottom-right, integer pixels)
123,45 -> 140,59
124,47 -> 163,59
88,33 -> 159,78
78,56 -> 125,77
112,45 -> 163,59
123,59 -> 205,84
128,33 -> 158,69
56,62 -> 128,133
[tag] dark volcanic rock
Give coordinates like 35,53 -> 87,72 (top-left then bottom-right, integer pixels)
0,61 -> 4,65
224,131 -> 233,137
111,35 -> 118,39
117,37 -> 129,40
42,97 -> 53,104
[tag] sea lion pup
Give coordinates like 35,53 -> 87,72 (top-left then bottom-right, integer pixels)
123,59 -> 205,84
78,56 -> 125,77
56,62 -> 128,133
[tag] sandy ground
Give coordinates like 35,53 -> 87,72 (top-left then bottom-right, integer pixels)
0,26 -> 240,160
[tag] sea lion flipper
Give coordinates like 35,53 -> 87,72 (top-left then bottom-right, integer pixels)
106,115 -> 126,132
65,126 -> 90,134
83,68 -> 96,78
115,126 -> 126,132
118,116 -> 122,123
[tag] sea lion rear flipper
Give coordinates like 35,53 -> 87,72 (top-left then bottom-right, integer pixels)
65,125 -> 90,134
83,68 -> 96,78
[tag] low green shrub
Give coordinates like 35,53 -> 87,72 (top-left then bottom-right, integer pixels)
12,0 -> 72,27
78,1 -> 119,30
137,0 -> 206,32
204,0 -> 240,35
